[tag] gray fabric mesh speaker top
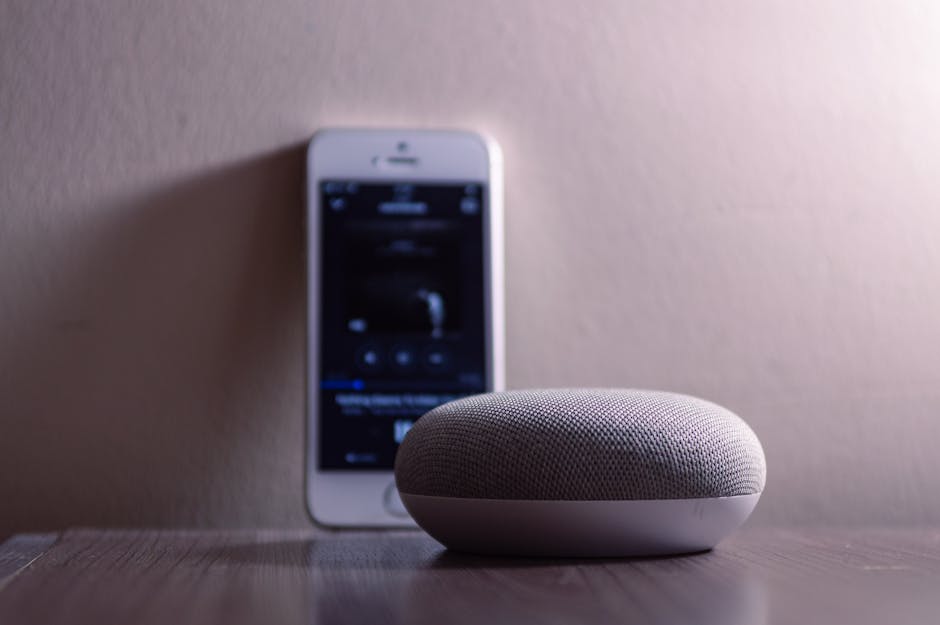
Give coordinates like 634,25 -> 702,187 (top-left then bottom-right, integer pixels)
395,389 -> 766,501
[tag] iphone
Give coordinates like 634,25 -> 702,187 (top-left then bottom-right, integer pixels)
306,128 -> 504,526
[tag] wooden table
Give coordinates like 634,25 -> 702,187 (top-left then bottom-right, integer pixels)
2,527 -> 939,624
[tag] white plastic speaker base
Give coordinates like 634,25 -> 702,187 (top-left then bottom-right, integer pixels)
401,493 -> 760,557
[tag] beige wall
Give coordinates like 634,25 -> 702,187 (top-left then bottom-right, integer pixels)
3,0 -> 940,536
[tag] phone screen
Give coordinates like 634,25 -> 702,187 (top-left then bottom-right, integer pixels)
318,180 -> 488,470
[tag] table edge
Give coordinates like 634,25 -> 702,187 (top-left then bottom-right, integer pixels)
0,534 -> 59,592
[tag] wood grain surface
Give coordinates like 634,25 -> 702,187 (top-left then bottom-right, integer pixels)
1,527 -> 940,625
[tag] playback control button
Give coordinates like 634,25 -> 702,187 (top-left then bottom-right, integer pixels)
423,346 -> 451,373
355,344 -> 382,372
390,345 -> 416,371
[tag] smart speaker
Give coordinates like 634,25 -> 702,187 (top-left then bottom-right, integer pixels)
394,389 -> 766,557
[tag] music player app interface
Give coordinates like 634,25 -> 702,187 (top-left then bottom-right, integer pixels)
318,180 -> 487,469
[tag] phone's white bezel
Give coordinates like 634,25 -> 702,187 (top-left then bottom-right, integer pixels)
305,128 -> 504,528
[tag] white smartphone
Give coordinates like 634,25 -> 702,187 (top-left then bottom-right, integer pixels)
305,128 -> 504,527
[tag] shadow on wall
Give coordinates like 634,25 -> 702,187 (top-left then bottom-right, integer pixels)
0,144 -> 308,538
